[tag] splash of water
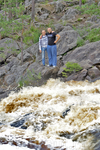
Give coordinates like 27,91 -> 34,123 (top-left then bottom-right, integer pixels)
0,79 -> 100,149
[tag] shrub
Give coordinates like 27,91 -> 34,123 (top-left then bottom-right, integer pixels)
62,62 -> 82,77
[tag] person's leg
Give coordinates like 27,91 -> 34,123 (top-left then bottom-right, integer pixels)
51,45 -> 57,67
47,45 -> 52,66
41,47 -> 45,66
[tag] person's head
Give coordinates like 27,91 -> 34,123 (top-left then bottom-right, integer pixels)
47,28 -> 52,33
42,30 -> 46,36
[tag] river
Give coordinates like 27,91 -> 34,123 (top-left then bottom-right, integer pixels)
0,78 -> 100,150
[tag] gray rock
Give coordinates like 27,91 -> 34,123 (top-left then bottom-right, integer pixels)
62,8 -> 79,20
54,24 -> 64,33
0,38 -> 26,63
39,13 -> 49,20
87,0 -> 95,4
65,1 -> 79,6
57,27 -> 81,55
65,69 -> 87,81
17,51 -> 34,62
0,65 -> 10,78
4,74 -> 15,85
98,2 -> 100,6
54,1 -> 65,13
88,66 -> 100,79
61,41 -> 100,81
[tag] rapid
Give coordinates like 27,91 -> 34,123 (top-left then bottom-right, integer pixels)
0,78 -> 100,150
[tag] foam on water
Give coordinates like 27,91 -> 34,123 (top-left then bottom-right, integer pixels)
0,144 -> 32,150
0,79 -> 100,149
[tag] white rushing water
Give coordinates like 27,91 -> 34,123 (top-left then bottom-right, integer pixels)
0,78 -> 100,150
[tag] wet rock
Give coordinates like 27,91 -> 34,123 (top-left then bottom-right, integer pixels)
0,122 -> 3,125
61,107 -> 70,118
60,132 -> 74,139
21,125 -> 27,129
10,118 -> 25,128
61,104 -> 74,118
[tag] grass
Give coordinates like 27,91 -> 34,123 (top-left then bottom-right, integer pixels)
77,37 -> 85,47
74,25 -> 100,47
85,27 -> 100,42
76,3 -> 100,16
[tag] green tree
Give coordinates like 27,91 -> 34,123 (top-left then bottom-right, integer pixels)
62,62 -> 82,77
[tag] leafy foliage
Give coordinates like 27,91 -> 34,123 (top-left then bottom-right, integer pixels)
62,62 -> 82,77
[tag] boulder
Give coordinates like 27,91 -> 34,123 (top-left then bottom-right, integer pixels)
54,24 -> 64,33
54,1 -> 66,13
98,2 -> 100,6
17,51 -> 34,62
57,26 -> 81,55
64,69 -> 87,81
39,13 -> 49,20
63,41 -> 100,69
0,38 -> 26,63
62,8 -> 79,20
65,1 -> 79,6
88,66 -> 100,79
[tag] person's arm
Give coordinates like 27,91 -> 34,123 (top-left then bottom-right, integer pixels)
39,38 -> 42,53
54,34 -> 60,43
40,34 -> 42,39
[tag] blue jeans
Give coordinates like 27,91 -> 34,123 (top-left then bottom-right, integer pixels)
47,45 -> 57,66
41,47 -> 47,65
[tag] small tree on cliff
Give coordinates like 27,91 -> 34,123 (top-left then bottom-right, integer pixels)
0,1 -> 30,64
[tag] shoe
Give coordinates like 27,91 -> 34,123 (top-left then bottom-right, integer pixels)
47,65 -> 50,67
53,66 -> 56,68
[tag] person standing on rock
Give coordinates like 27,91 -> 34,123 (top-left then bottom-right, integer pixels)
39,30 -> 48,66
46,28 -> 60,67
40,28 -> 60,67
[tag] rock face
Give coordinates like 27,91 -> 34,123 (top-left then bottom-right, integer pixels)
0,38 -> 26,64
57,26 -> 81,55
0,28 -> 100,94
61,41 -> 100,81
62,8 -> 79,20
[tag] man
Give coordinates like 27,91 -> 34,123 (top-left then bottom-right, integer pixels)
46,28 -> 60,67
39,30 -> 48,66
